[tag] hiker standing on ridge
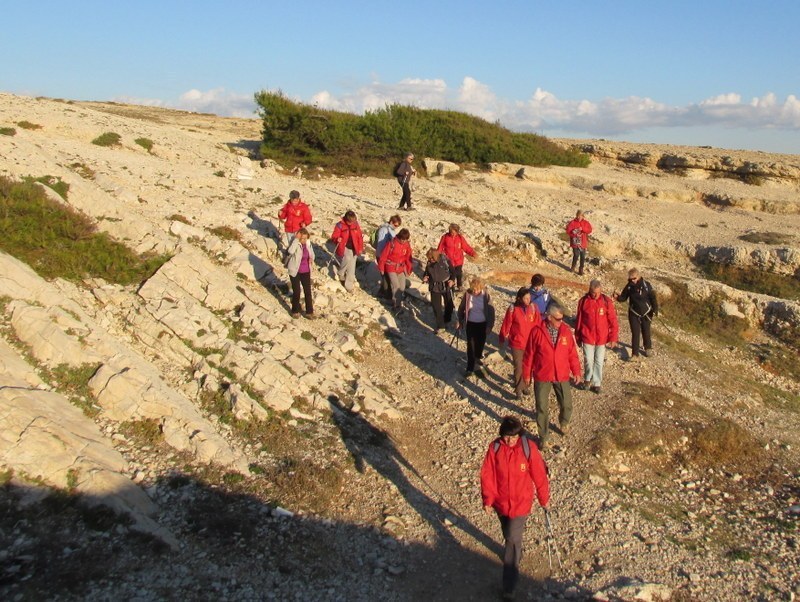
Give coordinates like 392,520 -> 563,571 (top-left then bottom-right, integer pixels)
565,210 -> 592,276
522,305 -> 581,449
277,190 -> 312,250
499,288 -> 540,400
395,152 -> 416,210
438,223 -> 477,291
374,215 -> 402,300
574,279 -> 618,394
613,268 -> 658,360
456,277 -> 495,378
529,274 -> 552,315
481,416 -> 550,600
285,228 -> 316,319
422,248 -> 455,333
378,228 -> 413,312
330,210 -> 364,293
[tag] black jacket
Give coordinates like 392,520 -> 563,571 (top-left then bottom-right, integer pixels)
618,279 -> 658,318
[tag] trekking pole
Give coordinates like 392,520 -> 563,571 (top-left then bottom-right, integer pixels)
543,508 -> 564,572
449,327 -> 461,349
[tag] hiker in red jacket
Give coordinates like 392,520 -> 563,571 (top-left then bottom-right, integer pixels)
565,210 -> 592,276
499,288 -> 540,400
481,416 -> 550,599
377,228 -> 413,311
330,210 -> 364,293
523,305 -> 581,448
437,223 -> 477,291
574,279 -> 618,394
277,190 -> 312,250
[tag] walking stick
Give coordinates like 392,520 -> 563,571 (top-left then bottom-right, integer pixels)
543,508 -> 564,572
449,327 -> 461,349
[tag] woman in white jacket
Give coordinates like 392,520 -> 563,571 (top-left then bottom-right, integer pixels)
285,228 -> 315,318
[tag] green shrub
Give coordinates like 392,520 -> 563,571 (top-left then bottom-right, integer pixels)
24,175 -> 70,199
0,127 -> 16,136
17,120 -> 42,130
697,262 -> 800,301
213,170 -> 225,177
134,137 -> 154,152
70,162 -> 96,180
91,132 -> 121,147
207,225 -> 241,242
0,176 -> 170,285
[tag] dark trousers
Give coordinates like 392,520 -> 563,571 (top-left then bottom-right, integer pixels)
498,513 -> 527,594
398,181 -> 412,208
465,321 -> 487,371
453,264 -> 464,289
571,247 -> 586,273
629,311 -> 652,356
290,271 -> 313,314
534,381 -> 572,442
380,272 -> 393,300
430,290 -> 454,329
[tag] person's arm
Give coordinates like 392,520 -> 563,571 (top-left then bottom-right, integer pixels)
616,282 -> 631,303
607,297 -> 619,344
498,306 -> 514,345
462,236 -> 476,258
568,329 -> 581,383
574,297 -> 584,345
480,445 -> 498,511
405,247 -> 413,275
584,221 -> 593,235
377,242 -> 390,273
303,205 -> 312,227
522,326 -> 537,384
529,446 -> 550,507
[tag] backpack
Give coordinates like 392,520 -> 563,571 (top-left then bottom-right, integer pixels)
492,435 -> 536,458
427,256 -> 451,285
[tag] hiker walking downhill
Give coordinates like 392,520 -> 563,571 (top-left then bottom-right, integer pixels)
529,274 -> 552,315
565,210 -> 592,276
374,215 -> 402,300
574,279 -> 618,394
522,305 -> 581,449
277,190 -> 312,250
456,277 -> 495,378
422,248 -> 455,333
438,223 -> 477,291
377,228 -> 413,312
614,268 -> 658,360
395,152 -> 416,210
498,288 -> 540,400
481,416 -> 550,600
330,210 -> 364,293
285,228 -> 316,319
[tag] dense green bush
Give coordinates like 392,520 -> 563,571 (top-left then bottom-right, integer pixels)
91,132 -> 122,147
254,91 -> 590,176
134,137 -> 154,152
0,127 -> 16,136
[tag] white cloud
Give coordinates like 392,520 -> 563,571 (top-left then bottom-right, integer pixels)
113,87 -> 257,118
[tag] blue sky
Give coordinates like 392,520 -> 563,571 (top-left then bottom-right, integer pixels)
2,0 -> 798,153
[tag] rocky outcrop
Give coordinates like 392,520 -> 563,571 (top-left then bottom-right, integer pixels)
422,157 -> 460,177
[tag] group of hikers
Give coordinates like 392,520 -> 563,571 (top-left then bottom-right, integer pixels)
276,158 -> 660,599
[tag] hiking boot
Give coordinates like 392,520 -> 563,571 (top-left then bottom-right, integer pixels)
560,422 -> 569,435
538,438 -> 549,451
644,349 -> 655,357
590,385 -> 602,395
304,312 -> 316,320
576,381 -> 587,391
629,354 -> 641,362
474,367 -> 486,378
291,312 -> 301,319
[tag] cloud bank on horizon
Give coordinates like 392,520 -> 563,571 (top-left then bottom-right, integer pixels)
118,77 -> 800,139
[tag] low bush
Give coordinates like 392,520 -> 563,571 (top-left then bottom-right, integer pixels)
207,225 -> 242,242
91,132 -> 121,147
738,231 -> 794,245
134,137 -> 154,152
25,174 -> 69,199
70,162 -> 96,180
696,262 -> 800,301
17,120 -> 42,130
0,127 -> 16,136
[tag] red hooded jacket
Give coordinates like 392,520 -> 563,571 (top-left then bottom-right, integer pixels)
437,232 -> 475,267
498,304 -> 540,350
330,219 -> 364,258
480,437 -> 550,518
377,238 -> 413,274
565,218 -> 592,249
278,200 -> 312,233
575,293 -> 619,346
523,319 -> 581,383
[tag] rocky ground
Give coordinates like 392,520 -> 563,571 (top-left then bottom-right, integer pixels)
0,93 -> 798,601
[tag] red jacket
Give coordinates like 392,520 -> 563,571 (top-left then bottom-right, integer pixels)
498,304 -> 540,350
377,239 -> 412,274
278,200 -> 312,233
330,219 -> 364,257
575,293 -> 619,346
480,437 -> 550,518
437,233 -> 475,267
523,319 -> 581,383
566,218 -> 592,249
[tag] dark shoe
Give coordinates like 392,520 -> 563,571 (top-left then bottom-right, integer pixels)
538,438 -> 549,451
464,370 -> 474,379
590,385 -> 601,395
291,312 -> 301,319
576,381 -> 587,390
474,367 -> 485,378
578,270 -> 584,276
304,312 -> 317,320
640,350 -> 649,358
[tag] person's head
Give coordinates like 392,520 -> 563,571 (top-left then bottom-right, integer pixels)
515,287 -> 531,307
499,416 -> 524,445
289,190 -> 301,203
296,228 -> 310,243
530,273 -> 545,290
589,279 -> 602,297
405,152 -> 414,162
546,304 -> 564,327
389,214 -> 402,227
576,209 -> 584,220
469,277 -> 484,294
426,248 -> 441,263
628,268 -> 640,283
448,223 -> 461,235
344,210 -> 357,224
396,228 -> 410,241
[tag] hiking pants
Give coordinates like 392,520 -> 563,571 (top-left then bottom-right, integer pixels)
582,343 -> 606,387
387,271 -> 407,308
290,271 -> 313,315
511,347 -> 527,397
337,248 -> 357,292
571,247 -> 586,274
628,311 -> 652,356
497,513 -> 527,595
398,179 -> 412,209
465,321 -> 487,372
534,381 -> 572,442
452,265 -> 464,289
380,271 -> 393,300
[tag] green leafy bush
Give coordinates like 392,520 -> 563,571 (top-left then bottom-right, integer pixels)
25,174 -> 70,199
91,132 -> 122,147
0,127 -> 16,136
17,120 -> 42,130
134,137 -> 154,152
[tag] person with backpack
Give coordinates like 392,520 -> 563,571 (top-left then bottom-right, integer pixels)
285,228 -> 316,319
374,215 -> 402,300
565,210 -> 592,276
330,210 -> 364,293
613,268 -> 658,360
522,305 -> 581,449
438,223 -> 477,291
529,274 -> 552,315
480,416 -> 550,600
499,288 -> 540,400
456,277 -> 495,378
377,228 -> 413,311
422,248 -> 455,333
574,280 -> 618,394
277,190 -> 312,250
395,152 -> 416,210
